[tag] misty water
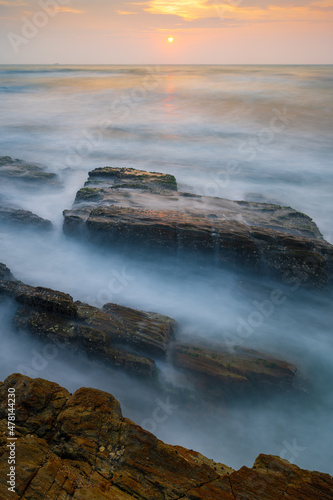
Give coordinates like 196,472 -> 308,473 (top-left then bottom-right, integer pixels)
0,65 -> 333,474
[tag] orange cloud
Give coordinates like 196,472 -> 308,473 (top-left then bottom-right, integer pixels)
145,0 -> 219,19
117,10 -> 138,15
0,0 -> 26,5
145,0 -> 333,23
56,7 -> 84,14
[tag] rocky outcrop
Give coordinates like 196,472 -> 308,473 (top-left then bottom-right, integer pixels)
171,344 -> 298,397
0,374 -> 332,499
0,268 -> 175,379
0,263 -> 14,281
0,156 -> 59,187
0,206 -> 52,230
86,166 -> 177,191
0,263 -> 302,396
63,167 -> 333,287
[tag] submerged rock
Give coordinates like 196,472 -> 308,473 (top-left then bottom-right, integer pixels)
63,167 -> 333,287
0,156 -> 59,187
172,344 -> 299,397
0,267 -> 175,379
0,263 -> 303,398
0,206 -> 52,230
0,374 -> 332,499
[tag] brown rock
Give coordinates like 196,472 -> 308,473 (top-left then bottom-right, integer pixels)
171,344 -> 299,397
0,374 -> 332,499
88,166 -> 177,191
0,156 -> 58,186
0,263 -> 304,397
0,268 -> 175,379
63,167 -> 333,287
0,207 -> 53,230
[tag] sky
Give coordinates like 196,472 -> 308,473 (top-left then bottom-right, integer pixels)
0,0 -> 333,64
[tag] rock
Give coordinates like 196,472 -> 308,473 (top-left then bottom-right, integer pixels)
63,167 -> 333,287
87,166 -> 177,191
171,344 -> 299,397
0,268 -> 175,379
0,263 -> 14,281
0,156 -> 59,187
0,374 -> 332,499
0,206 -> 52,230
0,263 -> 304,397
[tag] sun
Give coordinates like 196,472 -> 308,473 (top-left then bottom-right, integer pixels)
168,37 -> 174,43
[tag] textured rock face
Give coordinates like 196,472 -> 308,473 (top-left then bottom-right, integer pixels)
171,344 -> 298,397
63,167 -> 333,287
87,166 -> 178,191
0,270 -> 175,379
0,156 -> 58,186
0,263 -> 301,396
0,263 -> 14,281
0,157 -> 57,229
0,374 -> 332,499
0,207 -> 52,230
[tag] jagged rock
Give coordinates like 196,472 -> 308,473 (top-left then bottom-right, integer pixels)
0,156 -> 58,186
0,263 -> 303,396
0,207 -> 52,230
0,374 -> 332,499
171,344 -> 299,397
63,167 -> 333,287
0,268 -> 175,379
0,263 -> 14,281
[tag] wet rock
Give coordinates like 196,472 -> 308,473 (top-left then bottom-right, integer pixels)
88,166 -> 177,191
0,156 -> 59,186
0,263 -> 14,281
0,263 -> 305,397
0,374 -> 332,499
63,167 -> 333,287
15,285 -> 77,318
0,267 -> 175,379
0,207 -> 53,230
171,344 -> 299,397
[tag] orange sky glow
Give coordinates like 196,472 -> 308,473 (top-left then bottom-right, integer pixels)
0,0 -> 332,63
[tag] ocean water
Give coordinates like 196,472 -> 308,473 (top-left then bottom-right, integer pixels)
0,65 -> 333,473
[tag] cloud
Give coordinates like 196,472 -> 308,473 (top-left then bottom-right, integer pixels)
311,0 -> 333,9
117,10 -> 138,15
0,0 -> 26,5
18,4 -> 83,15
144,0 -> 333,23
56,7 -> 84,14
145,0 -> 216,20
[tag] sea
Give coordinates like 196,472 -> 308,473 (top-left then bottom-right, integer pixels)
0,64 -> 332,473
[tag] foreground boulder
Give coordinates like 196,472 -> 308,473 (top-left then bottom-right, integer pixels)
63,167 -> 333,287
0,374 -> 332,499
0,263 -> 301,397
0,156 -> 59,187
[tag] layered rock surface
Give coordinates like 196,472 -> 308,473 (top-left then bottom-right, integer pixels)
172,344 -> 298,397
0,156 -> 58,229
0,206 -> 52,230
63,167 -> 333,287
0,266 -> 175,379
0,156 -> 58,186
0,263 -> 301,397
0,374 -> 332,499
